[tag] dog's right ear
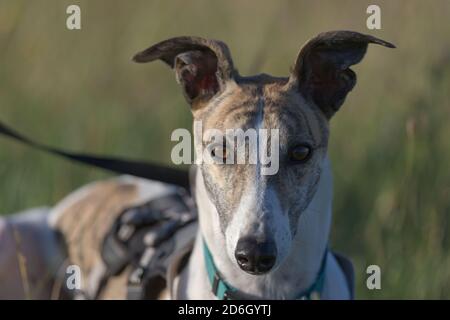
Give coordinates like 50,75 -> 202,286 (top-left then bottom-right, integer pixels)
133,37 -> 236,109
289,31 -> 395,119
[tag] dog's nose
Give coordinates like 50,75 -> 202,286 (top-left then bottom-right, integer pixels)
234,237 -> 277,275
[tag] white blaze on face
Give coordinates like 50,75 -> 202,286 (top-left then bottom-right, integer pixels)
259,128 -> 280,176
224,103 -> 291,271
266,186 -> 292,268
224,179 -> 292,271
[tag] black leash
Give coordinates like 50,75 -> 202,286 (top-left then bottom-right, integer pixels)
0,119 -> 190,189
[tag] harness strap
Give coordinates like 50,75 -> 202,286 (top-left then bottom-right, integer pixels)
166,222 -> 198,299
97,190 -> 196,300
331,251 -> 355,299
0,120 -> 190,189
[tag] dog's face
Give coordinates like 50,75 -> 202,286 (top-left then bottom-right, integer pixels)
193,78 -> 329,274
134,32 -> 394,275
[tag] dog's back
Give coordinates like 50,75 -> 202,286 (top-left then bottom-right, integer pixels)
0,176 -> 180,299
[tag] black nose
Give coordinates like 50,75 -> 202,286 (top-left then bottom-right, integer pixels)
234,237 -> 277,275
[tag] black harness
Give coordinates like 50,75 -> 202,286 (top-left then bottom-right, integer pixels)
93,190 -> 196,300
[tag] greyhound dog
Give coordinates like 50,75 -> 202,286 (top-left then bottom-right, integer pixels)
0,31 -> 394,300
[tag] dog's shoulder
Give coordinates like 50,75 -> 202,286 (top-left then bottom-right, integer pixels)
48,176 -> 178,296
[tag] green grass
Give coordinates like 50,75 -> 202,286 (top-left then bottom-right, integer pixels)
1,0 -> 449,299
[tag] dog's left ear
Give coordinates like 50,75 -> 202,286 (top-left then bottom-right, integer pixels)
132,36 -> 236,109
289,31 -> 395,119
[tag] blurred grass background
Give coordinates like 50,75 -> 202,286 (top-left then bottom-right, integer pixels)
0,0 -> 449,299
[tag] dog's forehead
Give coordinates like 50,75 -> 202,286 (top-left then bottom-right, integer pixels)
200,75 -> 328,145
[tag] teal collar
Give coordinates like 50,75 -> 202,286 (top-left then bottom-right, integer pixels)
203,239 -> 328,300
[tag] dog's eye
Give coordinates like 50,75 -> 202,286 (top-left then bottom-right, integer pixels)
210,144 -> 228,163
289,145 -> 312,163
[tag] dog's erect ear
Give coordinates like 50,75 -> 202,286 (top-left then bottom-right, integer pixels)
289,31 -> 395,119
133,36 -> 236,108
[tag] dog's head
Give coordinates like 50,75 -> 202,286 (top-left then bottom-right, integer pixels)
134,31 -> 394,275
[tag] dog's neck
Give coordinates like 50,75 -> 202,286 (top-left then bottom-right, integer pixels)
178,156 -> 333,299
